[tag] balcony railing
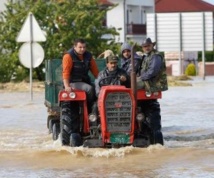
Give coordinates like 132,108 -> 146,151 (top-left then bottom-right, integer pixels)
127,24 -> 146,35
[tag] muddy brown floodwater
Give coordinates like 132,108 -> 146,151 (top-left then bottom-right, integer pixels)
0,77 -> 214,178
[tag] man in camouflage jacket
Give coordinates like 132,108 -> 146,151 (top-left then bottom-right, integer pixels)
138,38 -> 168,145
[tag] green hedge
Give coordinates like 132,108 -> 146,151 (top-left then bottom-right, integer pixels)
198,51 -> 214,62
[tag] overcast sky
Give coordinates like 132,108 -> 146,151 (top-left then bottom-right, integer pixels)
203,0 -> 214,5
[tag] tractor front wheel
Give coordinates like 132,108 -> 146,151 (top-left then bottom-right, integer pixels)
150,130 -> 164,145
60,101 -> 80,146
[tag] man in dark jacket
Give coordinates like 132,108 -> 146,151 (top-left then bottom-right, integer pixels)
61,38 -> 99,146
120,42 -> 142,76
62,38 -> 99,98
139,38 -> 168,145
91,55 -> 130,116
95,55 -> 130,97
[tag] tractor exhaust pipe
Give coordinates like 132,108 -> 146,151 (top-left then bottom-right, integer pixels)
131,44 -> 137,101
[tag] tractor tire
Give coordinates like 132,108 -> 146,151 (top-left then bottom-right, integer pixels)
47,115 -> 54,129
150,130 -> 164,145
70,133 -> 82,147
60,101 -> 80,146
52,122 -> 60,140
48,115 -> 59,134
47,115 -> 51,129
48,118 -> 54,134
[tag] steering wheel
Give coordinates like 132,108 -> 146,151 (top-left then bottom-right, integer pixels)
98,76 -> 121,87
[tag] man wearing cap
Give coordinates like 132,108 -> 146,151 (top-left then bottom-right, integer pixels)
91,55 -> 130,116
138,37 -> 168,145
95,55 -> 130,97
120,42 -> 142,76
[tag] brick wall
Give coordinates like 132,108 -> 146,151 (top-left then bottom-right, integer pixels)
198,62 -> 214,76
166,65 -> 172,76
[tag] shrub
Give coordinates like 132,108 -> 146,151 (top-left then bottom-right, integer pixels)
198,51 -> 214,62
185,63 -> 196,76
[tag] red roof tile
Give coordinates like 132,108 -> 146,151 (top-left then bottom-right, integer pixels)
98,0 -> 113,6
155,0 -> 214,12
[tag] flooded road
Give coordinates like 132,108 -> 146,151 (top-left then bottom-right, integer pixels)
0,77 -> 214,178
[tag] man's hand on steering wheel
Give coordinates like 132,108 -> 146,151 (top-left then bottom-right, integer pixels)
119,75 -> 127,82
98,75 -> 121,87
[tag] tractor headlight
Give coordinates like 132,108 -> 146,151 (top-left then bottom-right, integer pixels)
89,114 -> 97,122
62,92 -> 68,98
153,92 -> 159,96
145,91 -> 152,97
69,92 -> 76,99
136,113 -> 145,121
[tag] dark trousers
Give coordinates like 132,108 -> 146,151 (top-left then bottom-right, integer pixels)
70,82 -> 96,113
138,99 -> 162,132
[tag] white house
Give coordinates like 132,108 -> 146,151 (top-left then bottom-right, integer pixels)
106,0 -> 155,44
0,0 -> 8,12
0,0 -> 22,12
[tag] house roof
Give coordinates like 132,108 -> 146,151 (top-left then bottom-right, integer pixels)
98,0 -> 113,6
155,0 -> 214,12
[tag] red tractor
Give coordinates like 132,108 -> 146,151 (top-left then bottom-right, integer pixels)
45,50 -> 163,148
57,84 -> 161,148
